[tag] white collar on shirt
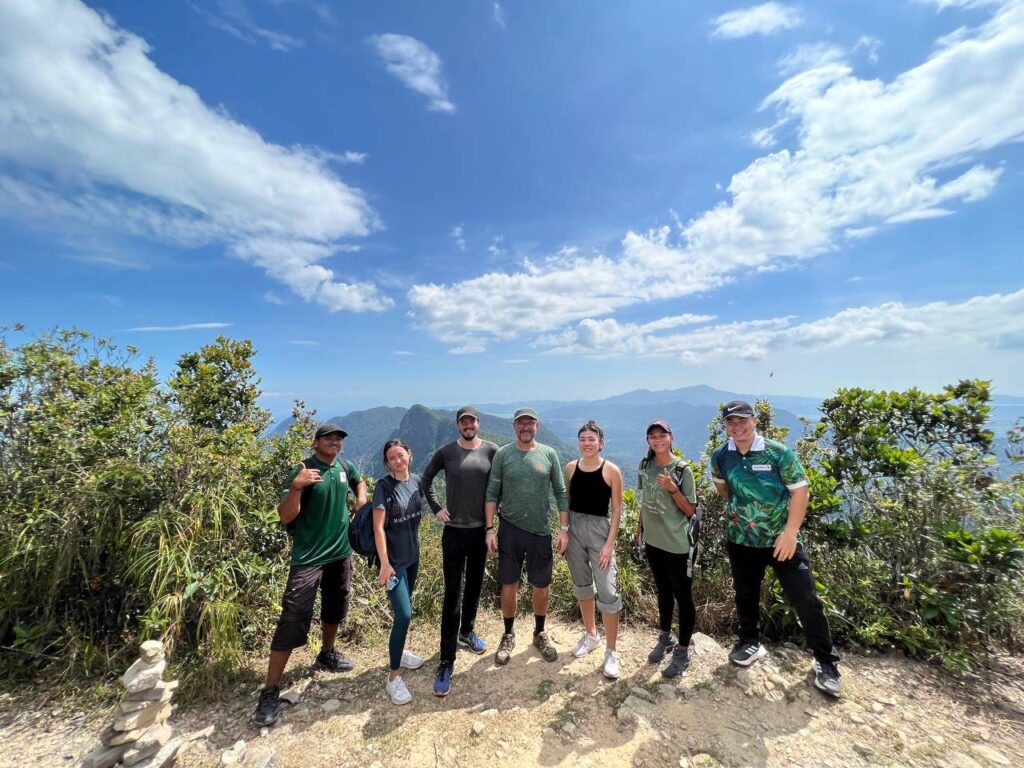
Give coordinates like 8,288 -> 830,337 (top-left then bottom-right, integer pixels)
727,433 -> 766,452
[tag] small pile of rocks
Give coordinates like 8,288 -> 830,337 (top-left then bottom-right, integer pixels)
81,640 -> 183,768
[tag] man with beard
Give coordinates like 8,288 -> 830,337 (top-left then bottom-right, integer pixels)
485,408 -> 568,666
420,406 -> 498,697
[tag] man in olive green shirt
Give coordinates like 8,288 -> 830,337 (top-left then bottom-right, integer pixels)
253,423 -> 367,726
485,408 -> 568,665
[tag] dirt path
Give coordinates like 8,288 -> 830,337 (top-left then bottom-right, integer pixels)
4,614 -> 1024,767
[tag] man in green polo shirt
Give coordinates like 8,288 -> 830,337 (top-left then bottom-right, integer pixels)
485,407 -> 569,666
710,400 -> 841,697
253,423 -> 368,726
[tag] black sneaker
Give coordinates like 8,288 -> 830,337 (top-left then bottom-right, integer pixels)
813,659 -> 841,697
661,646 -> 690,678
315,647 -> 354,672
253,686 -> 282,726
729,641 -> 768,667
647,630 -> 678,664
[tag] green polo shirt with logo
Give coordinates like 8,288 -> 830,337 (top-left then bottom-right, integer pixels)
280,455 -> 362,566
710,435 -> 808,548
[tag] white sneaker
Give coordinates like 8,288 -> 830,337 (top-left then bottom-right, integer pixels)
385,675 -> 412,705
401,649 -> 424,670
572,632 -> 602,658
602,650 -> 621,679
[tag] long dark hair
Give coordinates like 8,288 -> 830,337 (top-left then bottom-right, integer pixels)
382,438 -> 411,468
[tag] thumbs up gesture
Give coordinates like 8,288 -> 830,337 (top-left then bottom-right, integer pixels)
291,464 -> 322,490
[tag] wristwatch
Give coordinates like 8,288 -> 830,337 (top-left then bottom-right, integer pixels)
485,525 -> 495,532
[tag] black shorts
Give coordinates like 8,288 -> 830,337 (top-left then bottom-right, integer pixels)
497,521 -> 553,588
269,556 -> 352,651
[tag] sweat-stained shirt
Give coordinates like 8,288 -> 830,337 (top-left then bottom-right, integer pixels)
484,443 -> 568,535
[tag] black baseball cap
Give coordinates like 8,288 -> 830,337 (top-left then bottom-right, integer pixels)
456,405 -> 480,421
314,423 -> 348,439
721,400 -> 755,419
513,407 -> 538,421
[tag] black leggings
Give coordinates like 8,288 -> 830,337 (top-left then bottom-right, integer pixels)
645,543 -> 696,647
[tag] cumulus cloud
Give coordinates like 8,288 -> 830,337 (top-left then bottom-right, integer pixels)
368,33 -> 456,113
536,289 -> 1024,361
711,3 -> 802,40
0,0 -> 387,312
408,0 -> 1024,351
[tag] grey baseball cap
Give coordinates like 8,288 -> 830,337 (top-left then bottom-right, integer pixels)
646,419 -> 672,434
512,407 -> 539,422
456,405 -> 480,421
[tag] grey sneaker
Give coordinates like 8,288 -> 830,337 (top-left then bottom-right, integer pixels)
813,659 -> 841,697
729,641 -> 768,667
661,646 -> 690,678
647,630 -> 678,664
495,632 -> 515,666
533,631 -> 558,662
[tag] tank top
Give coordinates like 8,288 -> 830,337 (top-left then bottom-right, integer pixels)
568,460 -> 612,517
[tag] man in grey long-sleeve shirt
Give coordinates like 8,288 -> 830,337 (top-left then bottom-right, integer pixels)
484,407 -> 568,666
420,406 -> 497,697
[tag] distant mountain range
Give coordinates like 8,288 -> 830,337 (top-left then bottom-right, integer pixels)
271,384 -> 1023,485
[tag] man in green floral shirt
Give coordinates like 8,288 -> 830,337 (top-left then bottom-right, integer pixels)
711,400 -> 841,697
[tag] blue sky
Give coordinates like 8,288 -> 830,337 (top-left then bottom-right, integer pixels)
1,0 -> 1022,418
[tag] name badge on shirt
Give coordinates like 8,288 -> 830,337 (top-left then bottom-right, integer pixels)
751,464 -> 772,472
338,471 -> 347,482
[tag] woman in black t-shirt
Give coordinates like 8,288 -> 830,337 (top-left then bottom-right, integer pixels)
373,439 -> 426,705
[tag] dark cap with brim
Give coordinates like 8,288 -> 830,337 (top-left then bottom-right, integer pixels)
456,405 -> 480,421
314,423 -> 348,439
646,419 -> 672,435
721,400 -> 755,419
512,407 -> 539,422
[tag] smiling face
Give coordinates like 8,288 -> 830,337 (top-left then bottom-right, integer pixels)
313,432 -> 344,461
725,415 -> 756,446
514,416 -> 538,447
457,414 -> 479,441
384,444 -> 411,473
646,427 -> 672,456
578,428 -> 603,459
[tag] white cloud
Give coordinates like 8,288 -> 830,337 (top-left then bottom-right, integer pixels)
340,151 -> 367,164
536,289 -> 1024,361
0,0 -> 387,313
711,3 -> 802,40
190,1 -> 304,51
393,350 -> 415,356
288,340 -> 320,346
777,43 -> 845,76
368,33 -> 456,113
450,224 -> 466,251
124,323 -> 231,332
493,3 -> 507,28
915,0 -> 1001,9
264,291 -> 286,305
408,1 -> 1024,350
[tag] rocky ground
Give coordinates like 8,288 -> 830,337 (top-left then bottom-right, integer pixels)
3,614 -> 1023,768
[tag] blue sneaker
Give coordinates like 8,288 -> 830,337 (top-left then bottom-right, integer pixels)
433,661 -> 453,697
458,631 -> 487,654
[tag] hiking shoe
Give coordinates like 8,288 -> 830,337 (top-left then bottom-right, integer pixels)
401,649 -> 424,670
602,650 -> 621,679
533,631 -> 558,662
433,662 -> 453,697
495,632 -> 515,665
572,632 -> 602,658
813,659 -> 841,698
458,631 -> 487,654
385,675 -> 412,705
647,630 -> 678,664
662,646 -> 690,678
253,685 -> 282,726
729,641 -> 768,667
315,647 -> 354,672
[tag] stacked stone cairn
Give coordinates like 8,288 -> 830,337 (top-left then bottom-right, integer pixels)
81,640 -> 183,768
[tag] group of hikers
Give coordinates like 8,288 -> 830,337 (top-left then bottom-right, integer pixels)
253,400 -> 842,726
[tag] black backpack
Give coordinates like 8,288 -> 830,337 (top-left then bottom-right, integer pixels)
348,475 -> 398,567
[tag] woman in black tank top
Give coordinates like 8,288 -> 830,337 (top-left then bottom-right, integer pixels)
564,421 -> 624,679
